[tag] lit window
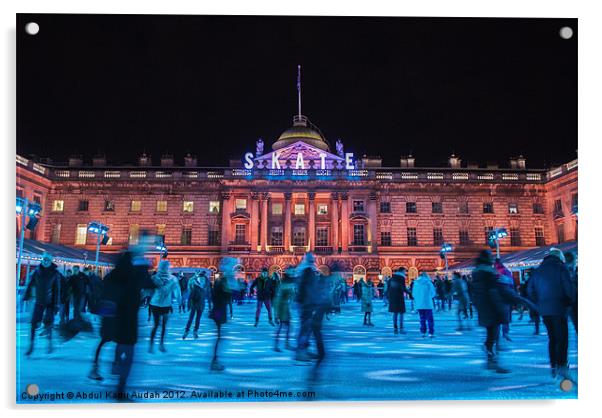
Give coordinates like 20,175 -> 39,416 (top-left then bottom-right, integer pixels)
156,224 -> 166,242
209,201 -> 220,214
75,224 -> 87,245
235,199 -> 247,210
508,203 -> 519,214
353,224 -> 365,245
183,201 -> 194,213
317,204 -> 328,215
272,203 -> 283,215
51,224 -> 61,244
52,200 -> 64,212
131,200 -> 141,212
104,200 -> 115,212
294,204 -> 305,215
156,201 -> 168,212
129,224 -> 139,245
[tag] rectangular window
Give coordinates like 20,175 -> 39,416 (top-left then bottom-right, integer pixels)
33,194 -> 42,205
235,199 -> 247,210
433,228 -> 444,246
180,226 -> 192,245
556,224 -> 565,243
156,200 -> 168,212
483,202 -> 494,214
407,227 -> 417,246
553,199 -> 564,218
533,202 -> 544,214
52,200 -> 64,212
317,204 -> 328,215
353,200 -> 365,212
183,201 -> 194,213
432,202 -> 443,213
294,203 -> 305,215
485,226 -> 494,243
16,189 -> 23,198
131,200 -> 141,212
271,226 -> 283,246
508,203 -> 519,214
293,226 -> 306,246
104,200 -> 115,212
380,201 -> 391,213
128,224 -> 139,245
571,193 -> 578,213
381,231 -> 392,246
51,224 -> 61,244
353,224 -> 365,245
75,224 -> 87,245
458,201 -> 469,214
510,228 -> 521,246
535,227 -> 545,246
78,200 -> 89,212
459,229 -> 470,245
208,227 -> 220,245
406,202 -> 417,213
209,201 -> 220,214
234,224 -> 246,244
316,227 -> 329,246
156,224 -> 166,243
272,203 -> 283,215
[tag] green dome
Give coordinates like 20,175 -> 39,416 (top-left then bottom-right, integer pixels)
272,115 -> 330,152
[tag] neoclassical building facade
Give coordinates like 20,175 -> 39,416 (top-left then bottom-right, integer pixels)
16,114 -> 577,281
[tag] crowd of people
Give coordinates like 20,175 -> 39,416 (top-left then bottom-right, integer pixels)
20,232 -> 578,399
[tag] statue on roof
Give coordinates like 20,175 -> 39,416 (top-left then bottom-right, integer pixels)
335,139 -> 344,158
256,138 -> 264,157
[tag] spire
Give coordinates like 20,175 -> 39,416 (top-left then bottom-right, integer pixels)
297,64 -> 302,117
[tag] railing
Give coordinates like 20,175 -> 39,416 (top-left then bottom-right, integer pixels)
228,243 -> 251,252
291,246 -> 308,254
349,245 -> 369,252
314,246 -> 333,255
266,245 -> 285,254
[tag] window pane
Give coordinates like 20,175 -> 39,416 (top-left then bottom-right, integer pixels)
129,224 -> 139,245
183,201 -> 194,213
75,224 -> 87,245
508,203 -> 518,214
380,201 -> 391,213
209,201 -> 220,214
235,199 -> 247,210
104,200 -> 114,211
353,201 -> 364,212
432,202 -> 443,213
353,224 -> 365,245
131,200 -> 141,212
156,201 -> 167,212
53,200 -> 64,212
381,231 -> 392,246
294,204 -> 305,215
316,227 -> 329,246
406,202 -> 417,213
51,224 -> 61,244
317,204 -> 328,215
407,227 -> 417,246
272,203 -> 283,215
271,226 -> 283,246
78,200 -> 88,211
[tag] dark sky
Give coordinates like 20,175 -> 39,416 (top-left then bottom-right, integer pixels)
17,14 -> 577,168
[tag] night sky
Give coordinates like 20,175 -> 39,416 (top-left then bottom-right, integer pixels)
17,14 -> 577,168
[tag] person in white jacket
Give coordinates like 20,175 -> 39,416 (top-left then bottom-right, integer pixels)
412,272 -> 436,337
149,260 -> 181,353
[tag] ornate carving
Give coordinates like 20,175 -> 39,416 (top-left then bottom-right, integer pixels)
261,192 -> 271,201
251,191 -> 260,200
284,192 -> 292,200
308,192 -> 316,200
221,192 -> 231,200
340,191 -> 349,201
331,191 -> 339,200
369,192 -> 378,201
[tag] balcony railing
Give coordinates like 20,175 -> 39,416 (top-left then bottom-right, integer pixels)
291,245 -> 308,254
314,246 -> 333,255
228,243 -> 251,252
349,244 -> 369,252
266,245 -> 285,254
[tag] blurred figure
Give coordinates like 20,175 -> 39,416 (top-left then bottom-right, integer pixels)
273,265 -> 296,351
360,277 -> 374,326
564,251 -> 578,333
69,265 -> 88,321
387,267 -> 412,334
295,252 -> 319,361
209,258 -> 236,371
520,269 -> 541,334
527,248 -> 575,381
178,272 -> 189,313
149,260 -> 182,353
251,267 -> 275,327
59,268 -> 72,325
412,272 -> 436,337
452,271 -> 471,331
23,252 -> 62,355
494,259 -> 515,342
183,270 -> 209,340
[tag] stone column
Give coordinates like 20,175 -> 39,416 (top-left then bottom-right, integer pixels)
340,192 -> 349,252
284,192 -> 292,252
260,192 -> 269,252
308,192 -> 316,251
331,192 -> 339,251
220,191 -> 231,252
250,192 -> 260,252
368,192 -> 378,253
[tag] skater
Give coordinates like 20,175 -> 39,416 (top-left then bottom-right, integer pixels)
69,265 -> 88,322
178,272 -> 189,313
412,271 -> 436,337
250,267 -> 275,327
59,268 -> 72,325
273,266 -> 295,351
527,248 -> 575,380
452,271 -> 471,331
149,260 -> 181,353
521,270 -> 541,335
387,267 -> 411,334
22,252 -> 62,356
495,259 -> 515,342
360,277 -> 374,326
183,270 -> 209,339
209,258 -> 236,371
564,251 -> 578,333
295,252 -> 319,361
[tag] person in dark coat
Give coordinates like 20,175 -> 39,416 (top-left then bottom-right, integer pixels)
183,270 -> 209,340
23,252 -> 62,356
273,266 -> 296,351
564,251 -> 578,333
471,250 -> 533,373
68,265 -> 89,321
527,248 -> 575,380
387,267 -> 412,334
209,258 -> 235,371
520,269 -> 541,334
250,267 -> 275,326
59,268 -> 72,325
452,271 -> 471,331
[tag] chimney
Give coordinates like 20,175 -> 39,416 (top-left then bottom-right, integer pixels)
92,155 -> 107,167
361,155 -> 382,168
184,153 -> 197,167
448,154 -> 461,168
160,154 -> 174,167
400,154 -> 415,168
138,153 -> 152,166
517,155 -> 526,169
68,155 -> 83,167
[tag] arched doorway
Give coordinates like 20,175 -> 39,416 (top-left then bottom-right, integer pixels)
408,267 -> 419,286
269,265 -> 282,277
318,264 -> 331,276
381,266 -> 393,279
353,265 -> 367,282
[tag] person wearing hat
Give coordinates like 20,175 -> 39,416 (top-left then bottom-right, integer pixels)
527,247 -> 575,381
387,267 -> 412,334
250,267 -> 275,327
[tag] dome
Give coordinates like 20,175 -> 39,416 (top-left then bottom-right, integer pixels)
272,115 -> 330,152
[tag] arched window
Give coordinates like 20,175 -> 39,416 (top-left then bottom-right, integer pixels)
318,265 -> 331,276
269,265 -> 282,277
353,265 -> 367,282
381,266 -> 393,278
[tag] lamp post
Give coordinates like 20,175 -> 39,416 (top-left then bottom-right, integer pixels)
439,243 -> 453,277
488,227 -> 508,258
87,221 -> 110,273
16,197 -> 42,285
